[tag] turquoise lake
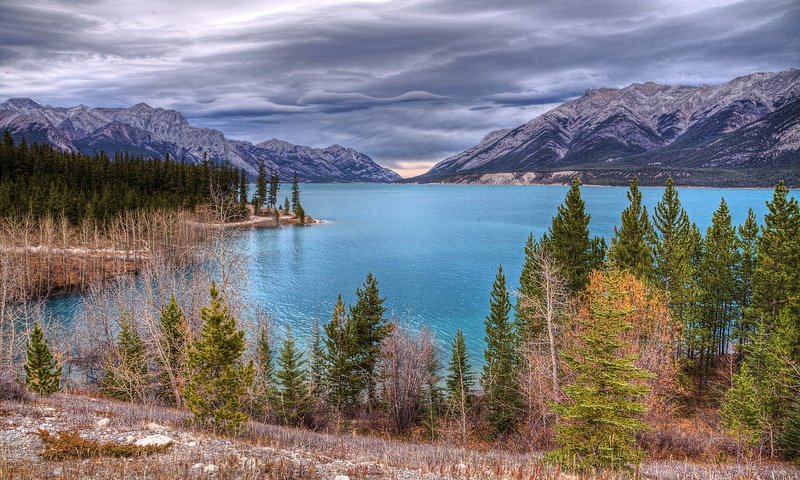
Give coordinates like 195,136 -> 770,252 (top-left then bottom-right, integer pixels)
47,184 -> 795,358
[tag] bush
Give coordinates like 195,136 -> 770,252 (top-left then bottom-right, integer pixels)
37,429 -> 171,460
0,369 -> 29,401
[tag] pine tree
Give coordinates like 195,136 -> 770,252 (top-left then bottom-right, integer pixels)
735,208 -> 759,347
274,326 -> 310,426
254,160 -> 267,215
103,314 -> 149,401
542,176 -> 599,293
157,296 -> 186,406
482,264 -> 523,437
296,203 -> 305,224
238,169 -> 248,218
184,282 -> 254,433
549,269 -> 650,472
308,318 -> 326,403
721,364 -> 763,448
693,199 -> 739,392
750,181 -> 800,329
779,398 -> 800,464
291,173 -> 300,213
349,272 -> 391,406
284,196 -> 290,214
253,325 -> 276,418
609,177 -> 654,280
516,233 -> 544,341
445,328 -> 474,443
323,294 -> 361,411
269,170 -> 280,209
24,322 -> 61,395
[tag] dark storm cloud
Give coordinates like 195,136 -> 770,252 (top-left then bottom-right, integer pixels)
1,0 -> 798,177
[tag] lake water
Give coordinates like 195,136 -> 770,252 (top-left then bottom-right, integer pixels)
47,183 -> 794,358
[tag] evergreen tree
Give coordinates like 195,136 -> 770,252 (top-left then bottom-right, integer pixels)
721,364 -> 763,448
481,265 -> 523,437
516,233 -> 544,341
157,296 -> 186,405
308,318 -> 326,403
779,398 -> 800,464
296,203 -> 305,224
736,208 -> 759,349
609,177 -> 654,280
291,173 -> 300,213
24,322 -> 61,395
652,177 -> 693,304
268,171 -> 280,209
322,294 -> 361,411
693,199 -> 739,391
103,314 -> 149,401
750,182 -> 800,329
284,196 -> 290,213
549,269 -> 650,471
542,176 -> 599,293
349,272 -> 391,405
184,283 -> 254,433
274,326 -> 310,426
254,160 -> 267,215
446,329 -> 474,407
253,325 -> 276,417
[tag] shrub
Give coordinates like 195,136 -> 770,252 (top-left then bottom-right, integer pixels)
0,369 -> 29,401
37,429 -> 171,460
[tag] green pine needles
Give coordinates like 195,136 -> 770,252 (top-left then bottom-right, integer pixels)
549,269 -> 651,472
184,282 -> 254,434
24,322 -> 62,395
610,177 -> 654,280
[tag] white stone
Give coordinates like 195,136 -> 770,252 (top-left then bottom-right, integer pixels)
134,434 -> 173,447
53,467 -> 63,477
95,418 -> 110,429
334,476 -> 350,480
186,441 -> 198,447
145,422 -> 170,431
191,463 -> 204,470
203,464 -> 219,474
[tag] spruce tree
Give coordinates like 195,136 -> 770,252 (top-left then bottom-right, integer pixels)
308,318 -> 326,403
549,269 -> 650,471
269,171 -> 280,209
481,264 -> 523,437
542,176 -> 598,293
779,398 -> 800,464
750,182 -> 800,329
253,325 -> 276,417
157,296 -> 186,405
323,294 -> 361,411
516,233 -> 544,341
238,169 -> 248,218
275,326 -> 310,426
446,329 -> 474,408
284,196 -> 290,214
291,173 -> 300,213
694,199 -> 739,390
736,208 -> 759,347
296,203 -> 305,224
349,272 -> 391,405
609,177 -> 654,280
652,177 -> 693,296
184,282 -> 254,433
721,364 -> 763,448
24,322 -> 61,395
254,160 -> 267,215
103,314 -> 148,401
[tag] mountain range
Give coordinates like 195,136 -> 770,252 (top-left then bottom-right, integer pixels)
414,69 -> 800,186
0,99 -> 401,183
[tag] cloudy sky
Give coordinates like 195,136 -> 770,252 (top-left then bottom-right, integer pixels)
1,0 -> 798,176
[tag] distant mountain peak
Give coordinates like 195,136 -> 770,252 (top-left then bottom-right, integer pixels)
417,69 -> 800,186
0,99 -> 402,183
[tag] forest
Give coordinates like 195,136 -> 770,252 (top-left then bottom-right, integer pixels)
1,136 -> 799,475
0,132 -> 243,224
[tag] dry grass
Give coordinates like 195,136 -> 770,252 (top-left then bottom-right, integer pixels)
37,429 -> 171,460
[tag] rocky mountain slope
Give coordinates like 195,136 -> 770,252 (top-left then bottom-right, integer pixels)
415,70 -> 800,186
0,99 -> 401,183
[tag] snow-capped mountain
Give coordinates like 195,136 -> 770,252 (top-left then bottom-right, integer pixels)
416,69 -> 800,186
0,99 -> 401,183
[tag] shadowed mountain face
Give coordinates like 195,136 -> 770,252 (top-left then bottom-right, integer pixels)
416,70 -> 800,186
0,100 -> 401,183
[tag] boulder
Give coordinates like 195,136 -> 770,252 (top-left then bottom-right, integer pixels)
134,434 -> 173,447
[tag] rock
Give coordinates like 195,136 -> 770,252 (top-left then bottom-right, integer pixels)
203,464 -> 219,474
186,441 -> 198,447
95,418 -> 110,429
145,422 -> 170,431
191,463 -> 204,470
334,476 -> 350,480
53,467 -> 63,477
134,434 -> 173,447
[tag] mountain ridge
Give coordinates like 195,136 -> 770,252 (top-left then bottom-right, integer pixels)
413,69 -> 800,186
0,99 -> 401,183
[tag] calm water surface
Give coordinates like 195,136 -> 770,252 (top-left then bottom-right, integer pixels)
47,183 -> 794,357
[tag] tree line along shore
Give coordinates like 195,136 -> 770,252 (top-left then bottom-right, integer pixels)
2,146 -> 799,476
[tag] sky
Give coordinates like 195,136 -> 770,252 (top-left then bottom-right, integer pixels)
1,0 -> 798,177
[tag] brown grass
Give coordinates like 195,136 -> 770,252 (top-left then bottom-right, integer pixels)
36,429 -> 171,460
